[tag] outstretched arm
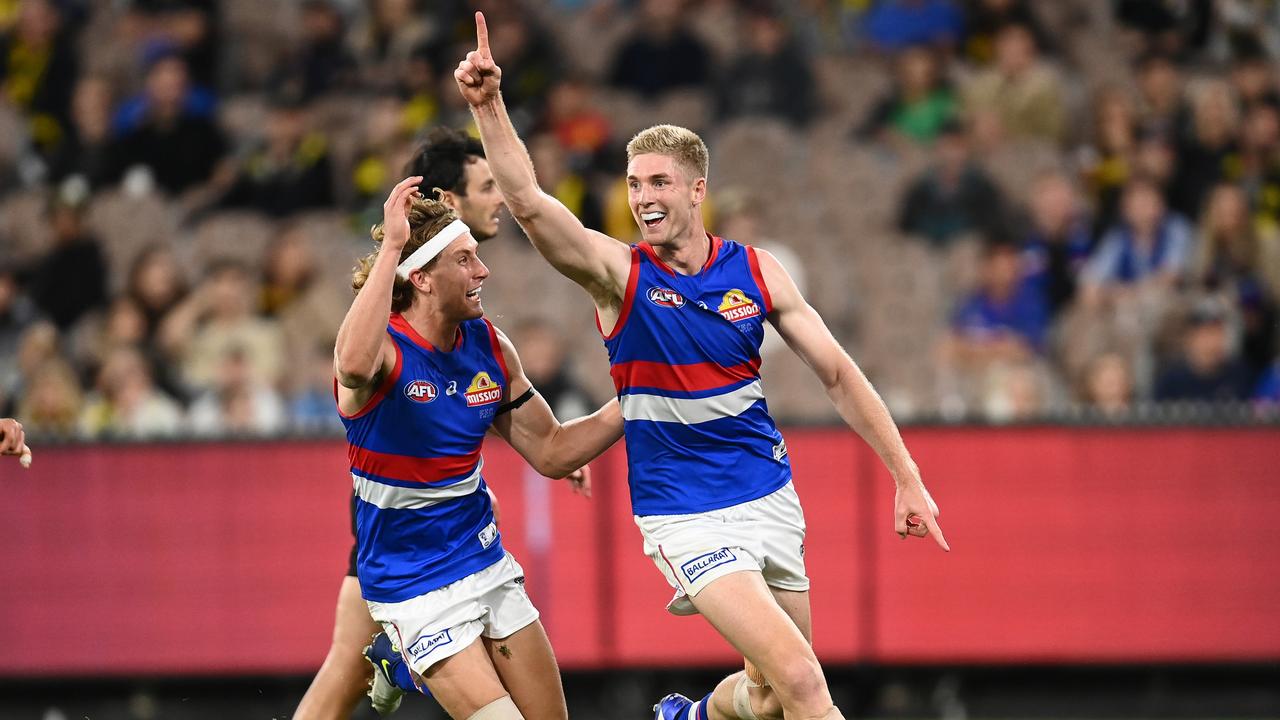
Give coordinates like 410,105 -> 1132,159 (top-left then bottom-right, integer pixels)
487,328 -> 623,480
454,12 -> 630,306
757,249 -> 949,551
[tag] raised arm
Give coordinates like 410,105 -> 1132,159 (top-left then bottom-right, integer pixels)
454,12 -> 630,306
487,327 -> 623,480
756,249 -> 949,551
334,177 -> 420,395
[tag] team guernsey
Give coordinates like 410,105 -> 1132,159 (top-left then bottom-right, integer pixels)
339,314 -> 509,604
603,235 -> 791,516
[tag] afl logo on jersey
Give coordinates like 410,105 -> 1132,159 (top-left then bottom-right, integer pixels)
465,371 -> 503,407
718,289 -> 761,322
647,286 -> 686,308
404,380 -> 439,403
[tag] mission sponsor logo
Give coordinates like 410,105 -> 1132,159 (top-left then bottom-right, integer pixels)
403,379 -> 439,403
718,289 -> 761,322
465,371 -> 503,407
647,286 -> 686,308
680,547 -> 737,583
408,629 -> 453,659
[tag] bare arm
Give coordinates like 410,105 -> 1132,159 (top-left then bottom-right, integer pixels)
334,176 -> 421,390
487,328 -> 623,479
757,249 -> 949,551
455,11 -> 630,306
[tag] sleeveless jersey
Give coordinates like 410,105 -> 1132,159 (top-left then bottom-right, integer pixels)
339,313 -> 510,603
602,235 -> 791,516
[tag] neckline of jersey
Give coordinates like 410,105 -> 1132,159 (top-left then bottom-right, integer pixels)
389,313 -> 465,353
638,233 -> 723,277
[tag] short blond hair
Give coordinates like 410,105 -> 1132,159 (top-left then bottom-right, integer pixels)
626,124 -> 709,181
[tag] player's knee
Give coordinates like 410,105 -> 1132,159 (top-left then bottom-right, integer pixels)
768,656 -> 827,707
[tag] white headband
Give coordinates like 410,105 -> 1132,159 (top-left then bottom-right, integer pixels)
395,219 -> 472,279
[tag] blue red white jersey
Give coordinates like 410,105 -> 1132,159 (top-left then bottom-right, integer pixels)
602,235 -> 791,516
338,313 -> 510,603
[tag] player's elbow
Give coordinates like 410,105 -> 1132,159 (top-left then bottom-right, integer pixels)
505,189 -> 544,223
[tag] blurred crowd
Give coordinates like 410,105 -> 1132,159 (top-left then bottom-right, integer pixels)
1,0 -> 1278,439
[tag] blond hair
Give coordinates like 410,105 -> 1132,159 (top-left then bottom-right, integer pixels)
352,195 -> 457,312
626,124 -> 709,181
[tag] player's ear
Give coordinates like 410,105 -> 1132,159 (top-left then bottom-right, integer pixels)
691,176 -> 707,206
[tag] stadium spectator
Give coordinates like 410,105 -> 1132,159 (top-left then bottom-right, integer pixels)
123,0 -> 220,88
45,75 -> 115,187
159,260 -> 285,394
0,0 -> 78,156
108,49 -> 230,197
897,120 -> 1006,246
608,0 -> 710,98
1080,177 -> 1195,304
1169,80 -> 1240,221
398,44 -> 441,131
1113,0 -> 1212,60
511,319 -> 593,421
482,10 -> 560,119
23,183 -> 108,330
1256,354 -> 1280,403
528,132 -> 603,231
350,0 -> 432,92
961,22 -> 1065,144
285,341 -> 343,434
0,267 -> 40,415
1078,86 -> 1139,231
1192,183 -> 1279,378
187,345 -> 287,436
1154,298 -> 1254,402
276,0 -> 357,102
1228,42 -> 1279,113
1134,52 -> 1190,141
960,0 -> 1053,66
944,237 -> 1050,363
78,344 -> 183,438
981,359 -> 1052,423
1018,171 -> 1093,318
543,76 -> 612,171
258,225 -> 319,318
15,356 -> 81,437
860,0 -> 963,53
348,93 -> 414,210
220,93 -> 334,218
1080,350 -> 1136,416
713,5 -> 814,128
856,44 -> 957,147
125,244 -> 189,342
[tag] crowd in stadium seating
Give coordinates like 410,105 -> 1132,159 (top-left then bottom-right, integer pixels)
1,0 -> 1278,438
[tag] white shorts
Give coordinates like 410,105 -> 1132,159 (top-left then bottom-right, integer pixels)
635,481 -> 809,615
366,552 -> 539,675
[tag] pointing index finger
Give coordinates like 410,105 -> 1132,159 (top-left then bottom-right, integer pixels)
923,514 -> 950,552
475,11 -> 491,59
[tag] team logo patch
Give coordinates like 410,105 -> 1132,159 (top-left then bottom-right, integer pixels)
403,380 -> 439,403
681,547 -> 737,583
647,286 -> 686,308
408,629 -> 453,660
718,289 -> 761,322
477,521 -> 498,549
465,371 -> 503,407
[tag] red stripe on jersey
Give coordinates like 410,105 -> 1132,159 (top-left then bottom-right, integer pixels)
745,245 -> 773,314
348,445 -> 482,484
482,318 -> 510,384
610,357 -> 761,393
598,247 -> 641,341
335,341 -> 404,420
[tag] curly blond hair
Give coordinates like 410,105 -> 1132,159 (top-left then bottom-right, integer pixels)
352,195 -> 458,312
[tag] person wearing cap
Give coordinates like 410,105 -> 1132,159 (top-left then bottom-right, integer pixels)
331,178 -> 622,719
1154,299 -> 1255,403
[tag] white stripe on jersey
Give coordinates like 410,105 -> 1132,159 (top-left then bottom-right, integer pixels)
353,457 -> 484,509
620,380 -> 764,424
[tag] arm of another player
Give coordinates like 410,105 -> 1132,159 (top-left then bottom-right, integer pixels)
0,418 -> 32,468
455,11 -> 630,305
756,249 -> 949,551
334,177 -> 421,396
487,328 -> 623,485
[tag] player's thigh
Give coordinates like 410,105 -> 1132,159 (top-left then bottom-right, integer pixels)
690,571 -> 818,682
422,637 -> 511,720
483,620 -> 567,720
768,586 -> 812,643
333,575 -> 381,648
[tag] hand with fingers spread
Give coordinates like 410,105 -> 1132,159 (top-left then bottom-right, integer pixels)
454,11 -> 503,107
561,464 -> 592,498
0,418 -> 32,469
893,462 -> 948,551
382,176 -> 423,254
